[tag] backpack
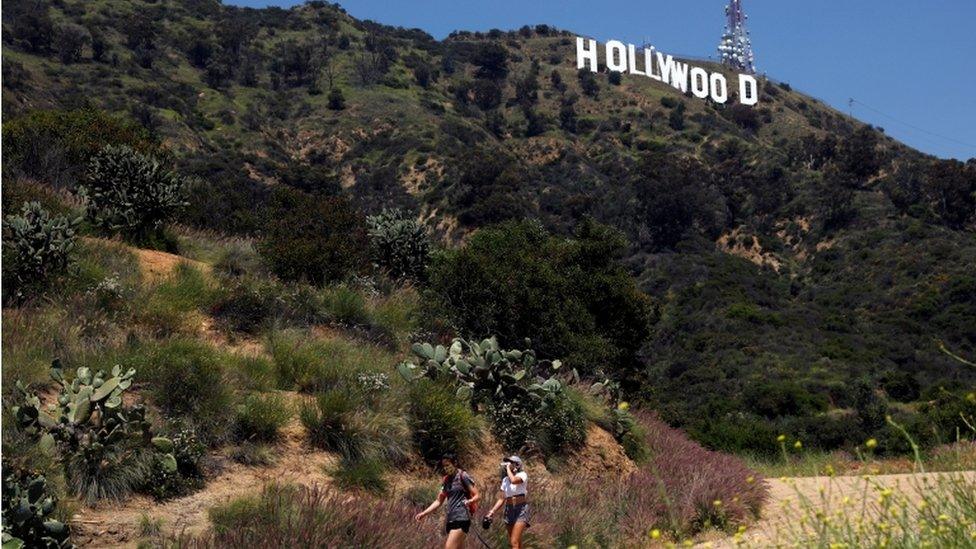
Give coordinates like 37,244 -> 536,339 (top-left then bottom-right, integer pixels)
442,470 -> 478,516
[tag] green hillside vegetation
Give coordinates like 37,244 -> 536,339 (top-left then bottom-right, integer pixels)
2,1 -> 976,544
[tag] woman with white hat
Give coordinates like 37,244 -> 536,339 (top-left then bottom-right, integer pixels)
485,455 -> 529,549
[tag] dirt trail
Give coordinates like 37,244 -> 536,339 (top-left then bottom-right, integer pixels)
706,471 -> 976,548
82,237 -> 211,283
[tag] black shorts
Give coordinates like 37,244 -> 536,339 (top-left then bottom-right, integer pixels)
445,520 -> 471,534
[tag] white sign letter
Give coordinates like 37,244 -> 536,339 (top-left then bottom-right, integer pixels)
628,44 -> 646,76
576,36 -> 598,72
606,40 -> 627,73
710,73 -> 728,104
690,67 -> 709,99
738,74 -> 758,106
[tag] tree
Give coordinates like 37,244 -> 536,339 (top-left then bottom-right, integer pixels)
668,102 -> 686,131
413,64 -> 431,88
472,79 -> 502,110
55,23 -> 91,64
471,42 -> 508,80
257,188 -> 368,285
577,69 -> 599,98
80,145 -> 188,239
328,87 -> 346,110
428,219 -> 654,379
10,0 -> 53,53
608,71 -> 622,86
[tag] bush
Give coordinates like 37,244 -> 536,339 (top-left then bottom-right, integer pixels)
2,202 -> 80,304
234,393 -> 291,443
137,263 -> 215,336
142,424 -> 207,501
408,380 -> 482,464
1,108 -> 156,189
300,389 -> 360,457
137,340 -> 235,445
327,87 -> 345,110
258,188 -> 368,285
321,285 -> 370,326
331,457 -> 387,494
426,219 -> 654,378
188,483 -> 441,547
485,390 -> 586,455
212,277 -> 326,334
80,145 -> 188,241
1,462 -> 72,548
366,209 -> 431,282
11,362 -> 168,504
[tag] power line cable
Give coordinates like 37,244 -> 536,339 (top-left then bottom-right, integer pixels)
849,98 -> 976,151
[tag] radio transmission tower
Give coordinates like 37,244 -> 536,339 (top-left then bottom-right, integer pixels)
717,0 -> 756,74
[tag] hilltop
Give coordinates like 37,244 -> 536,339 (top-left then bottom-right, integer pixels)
3,0 -> 975,466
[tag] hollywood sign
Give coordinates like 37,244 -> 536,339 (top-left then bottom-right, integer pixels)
576,37 -> 759,106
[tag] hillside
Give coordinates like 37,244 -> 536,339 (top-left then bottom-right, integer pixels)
3,0 -> 975,471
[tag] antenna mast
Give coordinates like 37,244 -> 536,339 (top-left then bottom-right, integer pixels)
718,0 -> 756,74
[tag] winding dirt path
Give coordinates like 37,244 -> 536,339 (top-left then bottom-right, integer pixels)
707,471 -> 976,548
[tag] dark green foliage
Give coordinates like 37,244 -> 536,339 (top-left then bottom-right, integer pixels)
668,102 -> 686,130
233,393 -> 291,443
607,71 -> 621,86
258,187 -> 368,285
137,340 -> 235,445
485,390 -> 585,455
300,389 -> 360,457
577,69 -> 599,98
331,457 -> 387,494
366,209 -> 431,282
80,145 -> 188,240
328,87 -> 346,110
471,42 -> 508,80
12,361 -> 172,504
1,461 -> 73,548
2,202 -> 80,304
2,109 -> 155,189
407,379 -> 481,464
427,219 -> 654,379
142,424 -> 207,501
55,23 -> 90,64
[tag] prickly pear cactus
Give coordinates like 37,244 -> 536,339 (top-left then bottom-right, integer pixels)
1,201 -> 81,303
12,360 -> 176,503
1,461 -> 73,548
397,336 -> 566,405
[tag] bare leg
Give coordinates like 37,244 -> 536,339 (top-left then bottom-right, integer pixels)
445,528 -> 466,549
509,521 -> 527,549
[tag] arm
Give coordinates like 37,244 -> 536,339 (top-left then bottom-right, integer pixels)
486,492 -> 505,518
414,493 -> 444,522
506,463 -> 524,484
463,482 -> 481,507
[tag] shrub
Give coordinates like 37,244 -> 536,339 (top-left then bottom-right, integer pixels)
137,340 -> 234,445
212,277 -> 326,334
408,380 -> 482,464
300,389 -> 360,457
141,424 -> 207,501
1,461 -> 72,548
365,209 -> 431,282
226,354 -> 278,392
233,393 -> 291,443
11,361 -> 173,504
1,108 -> 156,189
2,202 -> 80,304
188,483 -> 441,547
327,87 -> 345,110
137,263 -> 215,336
230,442 -> 276,467
331,457 -> 387,494
426,220 -> 654,378
80,145 -> 188,241
258,188 -> 368,285
321,284 -> 370,326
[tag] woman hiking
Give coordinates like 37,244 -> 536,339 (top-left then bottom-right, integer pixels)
485,456 -> 530,549
415,453 -> 481,549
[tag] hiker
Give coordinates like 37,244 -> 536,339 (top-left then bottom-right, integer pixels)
485,455 -> 530,549
414,453 -> 480,549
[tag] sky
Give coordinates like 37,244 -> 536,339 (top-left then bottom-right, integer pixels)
227,0 -> 976,160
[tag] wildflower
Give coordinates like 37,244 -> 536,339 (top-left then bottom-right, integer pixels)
617,401 -> 630,411
777,434 -> 787,442
967,392 -> 975,403
746,476 -> 755,484
824,464 -> 835,476
865,438 -> 878,449
737,525 -> 747,534
713,499 -> 722,507
650,529 -> 661,540
938,514 -> 950,522
683,540 -> 694,547
793,440 -> 802,449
